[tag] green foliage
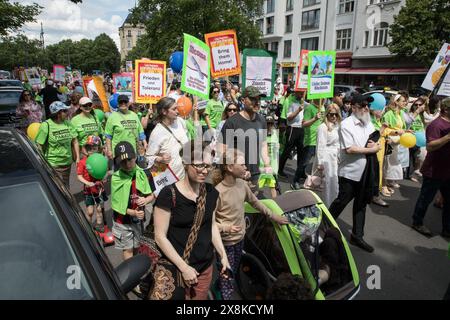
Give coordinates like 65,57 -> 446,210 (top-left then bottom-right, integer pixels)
129,0 -> 264,62
0,0 -> 42,36
0,34 -> 50,70
388,0 -> 450,66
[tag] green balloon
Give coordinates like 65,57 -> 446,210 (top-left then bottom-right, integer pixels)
94,108 -> 105,123
86,153 -> 108,180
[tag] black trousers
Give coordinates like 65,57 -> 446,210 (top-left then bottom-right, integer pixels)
279,126 -> 304,174
329,176 -> 368,238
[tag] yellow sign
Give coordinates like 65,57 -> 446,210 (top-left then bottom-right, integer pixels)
281,62 -> 297,68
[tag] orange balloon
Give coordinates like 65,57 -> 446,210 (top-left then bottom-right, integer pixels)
177,96 -> 193,118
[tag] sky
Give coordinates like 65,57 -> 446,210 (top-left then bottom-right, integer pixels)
21,0 -> 137,49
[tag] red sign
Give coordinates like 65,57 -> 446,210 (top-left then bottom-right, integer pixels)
336,57 -> 352,68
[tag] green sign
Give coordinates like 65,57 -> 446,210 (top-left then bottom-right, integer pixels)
307,51 -> 336,100
242,49 -> 276,101
181,33 -> 210,100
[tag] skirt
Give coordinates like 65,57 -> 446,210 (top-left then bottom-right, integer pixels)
384,144 -> 403,181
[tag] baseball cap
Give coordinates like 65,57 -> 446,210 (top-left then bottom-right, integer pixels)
242,86 -> 267,98
79,97 -> 92,106
49,101 -> 70,114
85,135 -> 101,146
114,141 -> 136,162
118,94 -> 129,104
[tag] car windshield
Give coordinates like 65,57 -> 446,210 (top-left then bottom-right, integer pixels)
0,181 -> 94,299
0,91 -> 21,106
0,80 -> 22,87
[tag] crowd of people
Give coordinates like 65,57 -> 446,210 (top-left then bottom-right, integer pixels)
15,75 -> 450,300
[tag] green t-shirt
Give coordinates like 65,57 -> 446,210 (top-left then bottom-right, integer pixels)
104,111 -> 145,156
371,115 -> 382,131
281,95 -> 303,120
205,99 -> 224,129
410,115 -> 425,132
71,113 -> 103,146
259,130 -> 279,174
303,104 -> 323,146
35,119 -> 77,167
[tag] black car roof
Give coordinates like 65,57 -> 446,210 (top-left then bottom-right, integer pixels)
0,129 -> 37,178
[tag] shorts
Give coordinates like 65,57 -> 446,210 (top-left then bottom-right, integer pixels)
112,221 -> 141,250
84,192 -> 108,207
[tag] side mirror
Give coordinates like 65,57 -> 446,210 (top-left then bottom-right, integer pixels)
115,254 -> 151,293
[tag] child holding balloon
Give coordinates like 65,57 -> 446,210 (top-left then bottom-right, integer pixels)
77,135 -> 108,233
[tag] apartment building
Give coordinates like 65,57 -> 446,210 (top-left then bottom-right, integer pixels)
118,13 -> 146,62
258,0 -> 427,90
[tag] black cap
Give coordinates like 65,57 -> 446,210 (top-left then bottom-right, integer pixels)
114,141 -> 136,162
118,94 -> 129,104
352,94 -> 373,106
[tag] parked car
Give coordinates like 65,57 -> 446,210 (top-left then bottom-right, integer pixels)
0,79 -> 23,89
0,87 -> 23,127
0,70 -> 11,79
334,85 -> 366,98
0,128 -> 151,299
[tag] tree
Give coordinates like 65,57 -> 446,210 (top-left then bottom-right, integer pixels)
129,0 -> 264,62
388,0 -> 450,66
0,0 -> 42,36
92,33 -> 121,73
0,35 -> 51,70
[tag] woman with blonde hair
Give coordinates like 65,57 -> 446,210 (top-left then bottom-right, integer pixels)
311,103 -> 341,207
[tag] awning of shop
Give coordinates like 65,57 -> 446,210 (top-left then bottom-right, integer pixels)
335,67 -> 428,75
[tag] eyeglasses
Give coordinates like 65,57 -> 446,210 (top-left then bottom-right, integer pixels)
327,113 -> 339,117
227,108 -> 237,113
213,90 -> 220,94
190,163 -> 214,171
414,103 -> 424,107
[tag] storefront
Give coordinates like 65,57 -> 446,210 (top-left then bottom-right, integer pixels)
281,62 -> 297,85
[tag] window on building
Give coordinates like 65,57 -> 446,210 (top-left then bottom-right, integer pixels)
301,9 -> 320,31
303,0 -> 321,7
363,31 -> 369,47
338,0 -> 354,14
336,28 -> 352,50
271,41 -> 279,54
266,16 -> 274,34
127,39 -> 131,48
372,22 -> 389,47
301,37 -> 319,50
267,0 -> 275,13
285,15 -> 293,33
264,43 -> 270,51
286,0 -> 294,11
137,30 -> 141,37
257,19 -> 264,34
284,40 -> 292,58
127,30 -> 132,37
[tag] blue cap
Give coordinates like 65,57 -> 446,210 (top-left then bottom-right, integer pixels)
49,101 -> 70,114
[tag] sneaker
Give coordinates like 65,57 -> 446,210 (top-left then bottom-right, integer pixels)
372,196 -> 389,208
381,187 -> 392,197
349,235 -> 374,253
412,224 -> 432,237
290,182 -> 302,190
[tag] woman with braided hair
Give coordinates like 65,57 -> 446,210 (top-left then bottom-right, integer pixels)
151,141 -> 230,300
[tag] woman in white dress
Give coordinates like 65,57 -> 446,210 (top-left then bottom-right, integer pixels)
312,103 -> 341,207
146,97 -> 189,180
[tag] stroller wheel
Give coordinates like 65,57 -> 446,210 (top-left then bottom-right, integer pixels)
236,253 -> 272,300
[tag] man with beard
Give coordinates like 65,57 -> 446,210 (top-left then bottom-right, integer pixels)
328,95 -> 381,253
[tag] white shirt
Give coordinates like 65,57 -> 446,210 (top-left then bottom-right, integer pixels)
146,117 -> 189,179
338,114 -> 375,182
287,101 -> 305,128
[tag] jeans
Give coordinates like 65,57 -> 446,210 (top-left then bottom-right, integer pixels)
412,176 -> 450,233
279,126 -> 304,174
294,145 -> 316,183
328,176 -> 368,238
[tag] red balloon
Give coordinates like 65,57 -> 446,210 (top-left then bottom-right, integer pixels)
177,96 -> 193,118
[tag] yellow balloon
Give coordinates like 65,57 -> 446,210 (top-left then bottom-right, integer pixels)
400,133 -> 416,148
27,122 -> 41,141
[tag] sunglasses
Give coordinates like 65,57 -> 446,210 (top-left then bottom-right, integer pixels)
227,108 -> 237,113
191,163 -> 214,171
213,90 -> 220,94
82,103 -> 93,108
23,93 -> 31,96
327,113 -> 339,117
414,103 -> 424,107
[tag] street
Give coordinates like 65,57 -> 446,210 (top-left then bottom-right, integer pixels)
70,158 -> 450,300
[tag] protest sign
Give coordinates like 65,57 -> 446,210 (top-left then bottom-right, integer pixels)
72,70 -> 82,83
242,49 -> 276,100
149,164 -> 179,196
83,76 -> 109,112
421,43 -> 450,91
437,64 -> 450,97
24,68 -> 41,87
53,65 -> 66,82
307,51 -> 336,100
294,50 -> 309,92
205,30 -> 240,78
113,72 -> 134,102
181,34 -> 210,100
135,59 -> 166,104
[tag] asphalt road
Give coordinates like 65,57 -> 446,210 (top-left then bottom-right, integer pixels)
70,158 -> 450,300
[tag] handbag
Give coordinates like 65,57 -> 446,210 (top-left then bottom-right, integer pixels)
303,168 -> 324,191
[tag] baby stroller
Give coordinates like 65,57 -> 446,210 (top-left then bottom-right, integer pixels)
237,189 -> 360,300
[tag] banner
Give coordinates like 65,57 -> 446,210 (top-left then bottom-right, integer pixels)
181,33 -> 210,100
53,64 -> 65,82
113,72 -> 134,102
294,50 -> 309,92
242,49 -> 276,100
83,76 -> 109,112
135,59 -> 166,104
24,68 -> 42,87
205,30 -> 240,78
307,51 -> 336,100
421,43 -> 450,91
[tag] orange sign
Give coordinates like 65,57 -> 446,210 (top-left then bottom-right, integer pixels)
205,30 -> 240,78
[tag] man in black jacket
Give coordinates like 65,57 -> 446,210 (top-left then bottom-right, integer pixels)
40,80 -> 60,119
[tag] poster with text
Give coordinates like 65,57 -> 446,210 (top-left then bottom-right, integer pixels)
242,49 -> 276,100
421,43 -> 450,91
135,60 -> 166,104
294,50 -> 309,91
437,65 -> 450,97
53,64 -> 66,82
307,51 -> 336,100
181,33 -> 210,100
25,68 -> 42,87
113,72 -> 134,102
205,30 -> 240,78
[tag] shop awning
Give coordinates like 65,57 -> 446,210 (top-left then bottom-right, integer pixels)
335,67 -> 428,75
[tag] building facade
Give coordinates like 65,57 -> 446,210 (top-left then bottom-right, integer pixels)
258,0 -> 426,90
118,14 -> 146,62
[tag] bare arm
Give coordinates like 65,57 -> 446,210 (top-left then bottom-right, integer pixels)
427,133 -> 450,152
211,209 -> 230,275
261,141 -> 271,168
106,137 -> 113,159
72,139 -> 80,163
346,142 -> 380,155
287,104 -> 303,122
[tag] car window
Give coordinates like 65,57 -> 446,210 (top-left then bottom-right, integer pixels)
0,181 -> 94,299
0,91 -> 21,105
0,80 -> 22,87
